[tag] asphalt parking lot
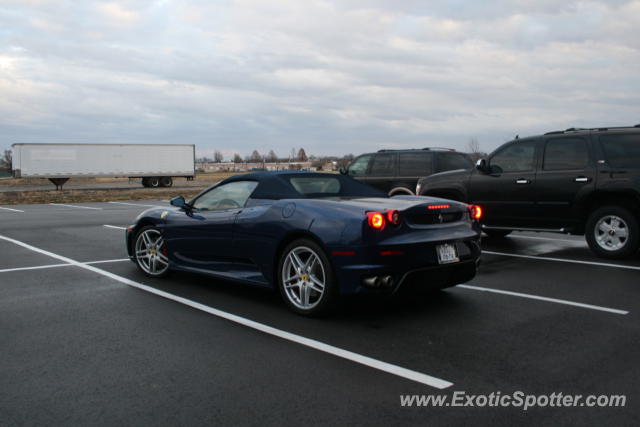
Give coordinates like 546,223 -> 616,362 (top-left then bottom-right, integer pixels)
1,200 -> 639,426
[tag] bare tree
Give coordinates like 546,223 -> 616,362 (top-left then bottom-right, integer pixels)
233,153 -> 242,163
213,150 -> 223,163
266,150 -> 278,162
297,148 -> 308,162
249,150 -> 262,162
0,149 -> 12,172
466,138 -> 483,162
290,148 -> 296,162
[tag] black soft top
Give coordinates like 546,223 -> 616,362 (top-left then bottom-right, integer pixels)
220,171 -> 386,199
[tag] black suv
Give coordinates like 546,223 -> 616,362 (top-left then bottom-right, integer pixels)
342,148 -> 472,196
416,126 -> 640,259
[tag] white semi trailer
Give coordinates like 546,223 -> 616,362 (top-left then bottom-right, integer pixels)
11,143 -> 195,189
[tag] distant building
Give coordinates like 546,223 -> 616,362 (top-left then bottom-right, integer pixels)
195,161 -> 313,172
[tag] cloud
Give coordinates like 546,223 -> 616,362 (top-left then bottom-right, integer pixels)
0,0 -> 639,157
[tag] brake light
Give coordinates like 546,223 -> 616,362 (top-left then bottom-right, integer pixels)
367,212 -> 386,230
427,204 -> 450,210
468,205 -> 483,220
386,209 -> 401,226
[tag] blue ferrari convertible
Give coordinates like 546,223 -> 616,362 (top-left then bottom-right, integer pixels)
126,171 -> 482,315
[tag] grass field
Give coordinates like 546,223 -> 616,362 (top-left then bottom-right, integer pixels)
0,172 -> 244,205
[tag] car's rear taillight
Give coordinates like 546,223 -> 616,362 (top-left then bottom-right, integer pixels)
367,212 -> 386,230
386,209 -> 401,226
468,204 -> 483,220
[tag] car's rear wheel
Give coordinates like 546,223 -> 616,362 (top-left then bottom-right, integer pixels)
483,229 -> 512,238
277,239 -> 337,316
586,205 -> 639,259
134,226 -> 170,277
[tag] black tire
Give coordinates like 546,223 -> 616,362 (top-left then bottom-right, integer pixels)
160,176 -> 173,187
483,229 -> 512,238
585,205 -> 639,259
133,226 -> 171,278
148,177 -> 160,188
277,239 -> 337,316
141,177 -> 150,187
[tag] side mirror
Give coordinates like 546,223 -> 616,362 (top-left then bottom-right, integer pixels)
339,167 -> 347,175
475,158 -> 487,173
170,196 -> 189,209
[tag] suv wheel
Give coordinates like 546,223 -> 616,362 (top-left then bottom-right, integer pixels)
586,205 -> 639,259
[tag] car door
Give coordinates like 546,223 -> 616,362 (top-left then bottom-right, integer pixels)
365,152 -> 397,193
597,132 -> 640,187
397,151 -> 433,194
164,180 -> 258,272
535,136 -> 595,228
347,154 -> 373,184
468,140 -> 540,227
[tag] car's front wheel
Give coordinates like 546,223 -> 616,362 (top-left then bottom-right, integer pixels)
586,205 -> 639,259
277,239 -> 337,316
134,226 -> 170,277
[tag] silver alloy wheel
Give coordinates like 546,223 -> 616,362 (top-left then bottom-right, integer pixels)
135,228 -> 169,275
594,215 -> 629,251
281,246 -> 326,310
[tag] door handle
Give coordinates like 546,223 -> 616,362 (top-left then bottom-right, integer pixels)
574,177 -> 591,183
515,179 -> 531,184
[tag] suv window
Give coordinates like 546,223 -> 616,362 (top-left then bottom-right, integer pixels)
600,134 -> 640,169
398,152 -> 432,176
543,138 -> 589,170
193,181 -> 258,211
347,155 -> 372,176
489,141 -> 536,173
436,152 -> 472,172
369,153 -> 396,176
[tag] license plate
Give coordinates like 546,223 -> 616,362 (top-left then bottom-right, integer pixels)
437,243 -> 459,264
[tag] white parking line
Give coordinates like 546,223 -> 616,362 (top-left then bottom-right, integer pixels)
104,225 -> 127,230
0,233 -> 453,390
0,258 -> 129,274
0,206 -> 24,212
458,284 -> 628,315
108,201 -> 162,208
509,235 -> 584,243
49,203 -> 102,210
483,250 -> 640,271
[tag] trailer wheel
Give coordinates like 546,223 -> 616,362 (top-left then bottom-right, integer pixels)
148,177 -> 160,188
141,177 -> 150,187
160,177 -> 173,187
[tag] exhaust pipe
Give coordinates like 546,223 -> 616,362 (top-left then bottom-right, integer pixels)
363,276 -> 379,287
363,275 -> 394,288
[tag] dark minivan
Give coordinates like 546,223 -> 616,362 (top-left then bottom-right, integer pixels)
417,125 -> 640,259
343,148 -> 473,196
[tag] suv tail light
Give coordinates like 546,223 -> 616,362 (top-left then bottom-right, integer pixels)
367,212 -> 386,230
468,205 -> 483,220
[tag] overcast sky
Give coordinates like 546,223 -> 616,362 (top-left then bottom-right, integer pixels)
1,0 -> 638,158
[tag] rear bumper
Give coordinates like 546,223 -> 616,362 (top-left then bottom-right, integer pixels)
330,234 -> 481,294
